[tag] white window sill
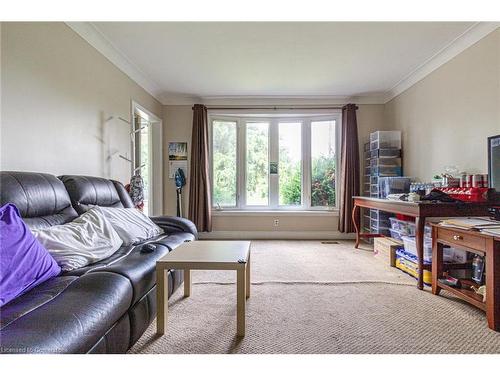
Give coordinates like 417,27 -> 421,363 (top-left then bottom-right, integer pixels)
212,209 -> 339,217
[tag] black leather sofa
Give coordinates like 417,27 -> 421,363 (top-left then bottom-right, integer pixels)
0,171 -> 197,353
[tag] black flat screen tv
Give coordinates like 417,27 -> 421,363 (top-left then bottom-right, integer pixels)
488,135 -> 500,191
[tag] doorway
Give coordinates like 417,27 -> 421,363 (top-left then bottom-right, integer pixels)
132,102 -> 163,216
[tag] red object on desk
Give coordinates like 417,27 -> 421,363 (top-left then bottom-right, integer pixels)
435,187 -> 490,202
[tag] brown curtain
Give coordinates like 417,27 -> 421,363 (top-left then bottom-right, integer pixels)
188,104 -> 212,232
338,104 -> 360,233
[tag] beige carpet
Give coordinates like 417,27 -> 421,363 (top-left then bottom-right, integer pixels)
129,240 -> 500,354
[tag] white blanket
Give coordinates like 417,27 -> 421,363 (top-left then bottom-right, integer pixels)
32,208 -> 123,272
97,206 -> 164,246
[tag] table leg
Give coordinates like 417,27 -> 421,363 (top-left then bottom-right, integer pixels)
431,235 -> 443,295
237,267 -> 246,337
352,203 -> 361,248
246,252 -> 251,299
156,267 -> 168,335
486,240 -> 500,331
415,216 -> 426,290
184,269 -> 191,297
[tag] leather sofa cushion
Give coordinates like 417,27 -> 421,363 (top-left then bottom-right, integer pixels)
0,172 -> 78,230
0,272 -> 133,354
153,232 -> 195,250
63,244 -> 137,277
87,314 -> 131,354
0,276 -> 78,330
98,243 -> 171,305
65,233 -> 193,305
59,175 -> 134,215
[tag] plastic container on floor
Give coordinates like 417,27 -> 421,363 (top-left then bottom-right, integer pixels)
389,228 -> 404,241
371,217 -> 391,229
370,209 -> 393,220
402,236 -> 433,263
395,248 -> 432,285
401,235 -> 464,263
389,217 -> 432,238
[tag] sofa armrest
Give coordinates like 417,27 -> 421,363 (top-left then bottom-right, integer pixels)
150,216 -> 198,239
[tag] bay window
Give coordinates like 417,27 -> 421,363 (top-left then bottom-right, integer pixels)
210,113 -> 340,211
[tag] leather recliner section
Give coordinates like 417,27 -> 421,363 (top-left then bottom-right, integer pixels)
0,171 -> 78,230
0,171 -> 198,354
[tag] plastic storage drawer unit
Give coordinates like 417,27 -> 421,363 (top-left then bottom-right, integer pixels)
370,131 -> 402,150
370,158 -> 402,167
369,148 -> 401,158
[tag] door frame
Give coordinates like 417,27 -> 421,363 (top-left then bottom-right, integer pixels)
131,100 -> 163,216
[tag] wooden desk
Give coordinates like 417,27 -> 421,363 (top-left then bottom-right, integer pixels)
352,196 -> 490,290
431,224 -> 500,331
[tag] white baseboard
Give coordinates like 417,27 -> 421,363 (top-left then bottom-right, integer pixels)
198,231 -> 356,240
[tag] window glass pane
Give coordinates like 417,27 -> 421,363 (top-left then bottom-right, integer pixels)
212,120 -> 237,207
279,122 -> 302,206
246,122 -> 269,205
311,120 -> 336,207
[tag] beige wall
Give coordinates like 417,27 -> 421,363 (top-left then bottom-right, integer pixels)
162,105 -> 193,217
384,28 -> 500,181
0,22 -> 163,183
162,104 -> 385,237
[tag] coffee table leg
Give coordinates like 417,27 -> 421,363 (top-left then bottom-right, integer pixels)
237,267 -> 246,337
184,269 -> 191,297
246,252 -> 250,299
156,267 -> 168,335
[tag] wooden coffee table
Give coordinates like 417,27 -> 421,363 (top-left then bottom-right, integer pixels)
156,240 -> 251,337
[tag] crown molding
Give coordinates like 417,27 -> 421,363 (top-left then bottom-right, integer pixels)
161,94 -> 388,106
67,21 -> 498,107
65,22 -> 164,103
385,22 -> 499,103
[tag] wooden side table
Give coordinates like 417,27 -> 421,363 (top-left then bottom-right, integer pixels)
156,240 -> 251,337
431,224 -> 500,331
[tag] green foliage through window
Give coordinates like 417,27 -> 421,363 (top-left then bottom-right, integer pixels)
212,121 -> 237,206
211,118 -> 336,209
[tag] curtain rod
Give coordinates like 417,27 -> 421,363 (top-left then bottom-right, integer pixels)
193,106 -> 346,110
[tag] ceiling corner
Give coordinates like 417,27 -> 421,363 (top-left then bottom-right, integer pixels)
66,22 -> 165,104
384,22 -> 500,103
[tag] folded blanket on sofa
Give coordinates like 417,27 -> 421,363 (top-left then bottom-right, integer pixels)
32,207 -> 123,272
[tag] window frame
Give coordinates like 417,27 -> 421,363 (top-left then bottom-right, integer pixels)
209,112 -> 341,212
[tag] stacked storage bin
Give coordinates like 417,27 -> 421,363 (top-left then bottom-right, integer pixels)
388,217 -> 468,284
362,142 -> 371,235
368,131 -> 402,236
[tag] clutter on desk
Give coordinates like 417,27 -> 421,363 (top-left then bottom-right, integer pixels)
421,189 -> 459,203
438,217 -> 500,230
409,164 -> 490,202
434,187 -> 490,202
378,176 -> 411,198
480,227 -> 500,236
386,192 -> 421,202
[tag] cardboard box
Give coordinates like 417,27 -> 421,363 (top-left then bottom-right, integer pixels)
374,237 -> 403,267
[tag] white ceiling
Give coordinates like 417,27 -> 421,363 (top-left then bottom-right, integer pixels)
78,22 -> 497,104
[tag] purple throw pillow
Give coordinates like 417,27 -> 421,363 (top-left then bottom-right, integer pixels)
0,203 -> 61,307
